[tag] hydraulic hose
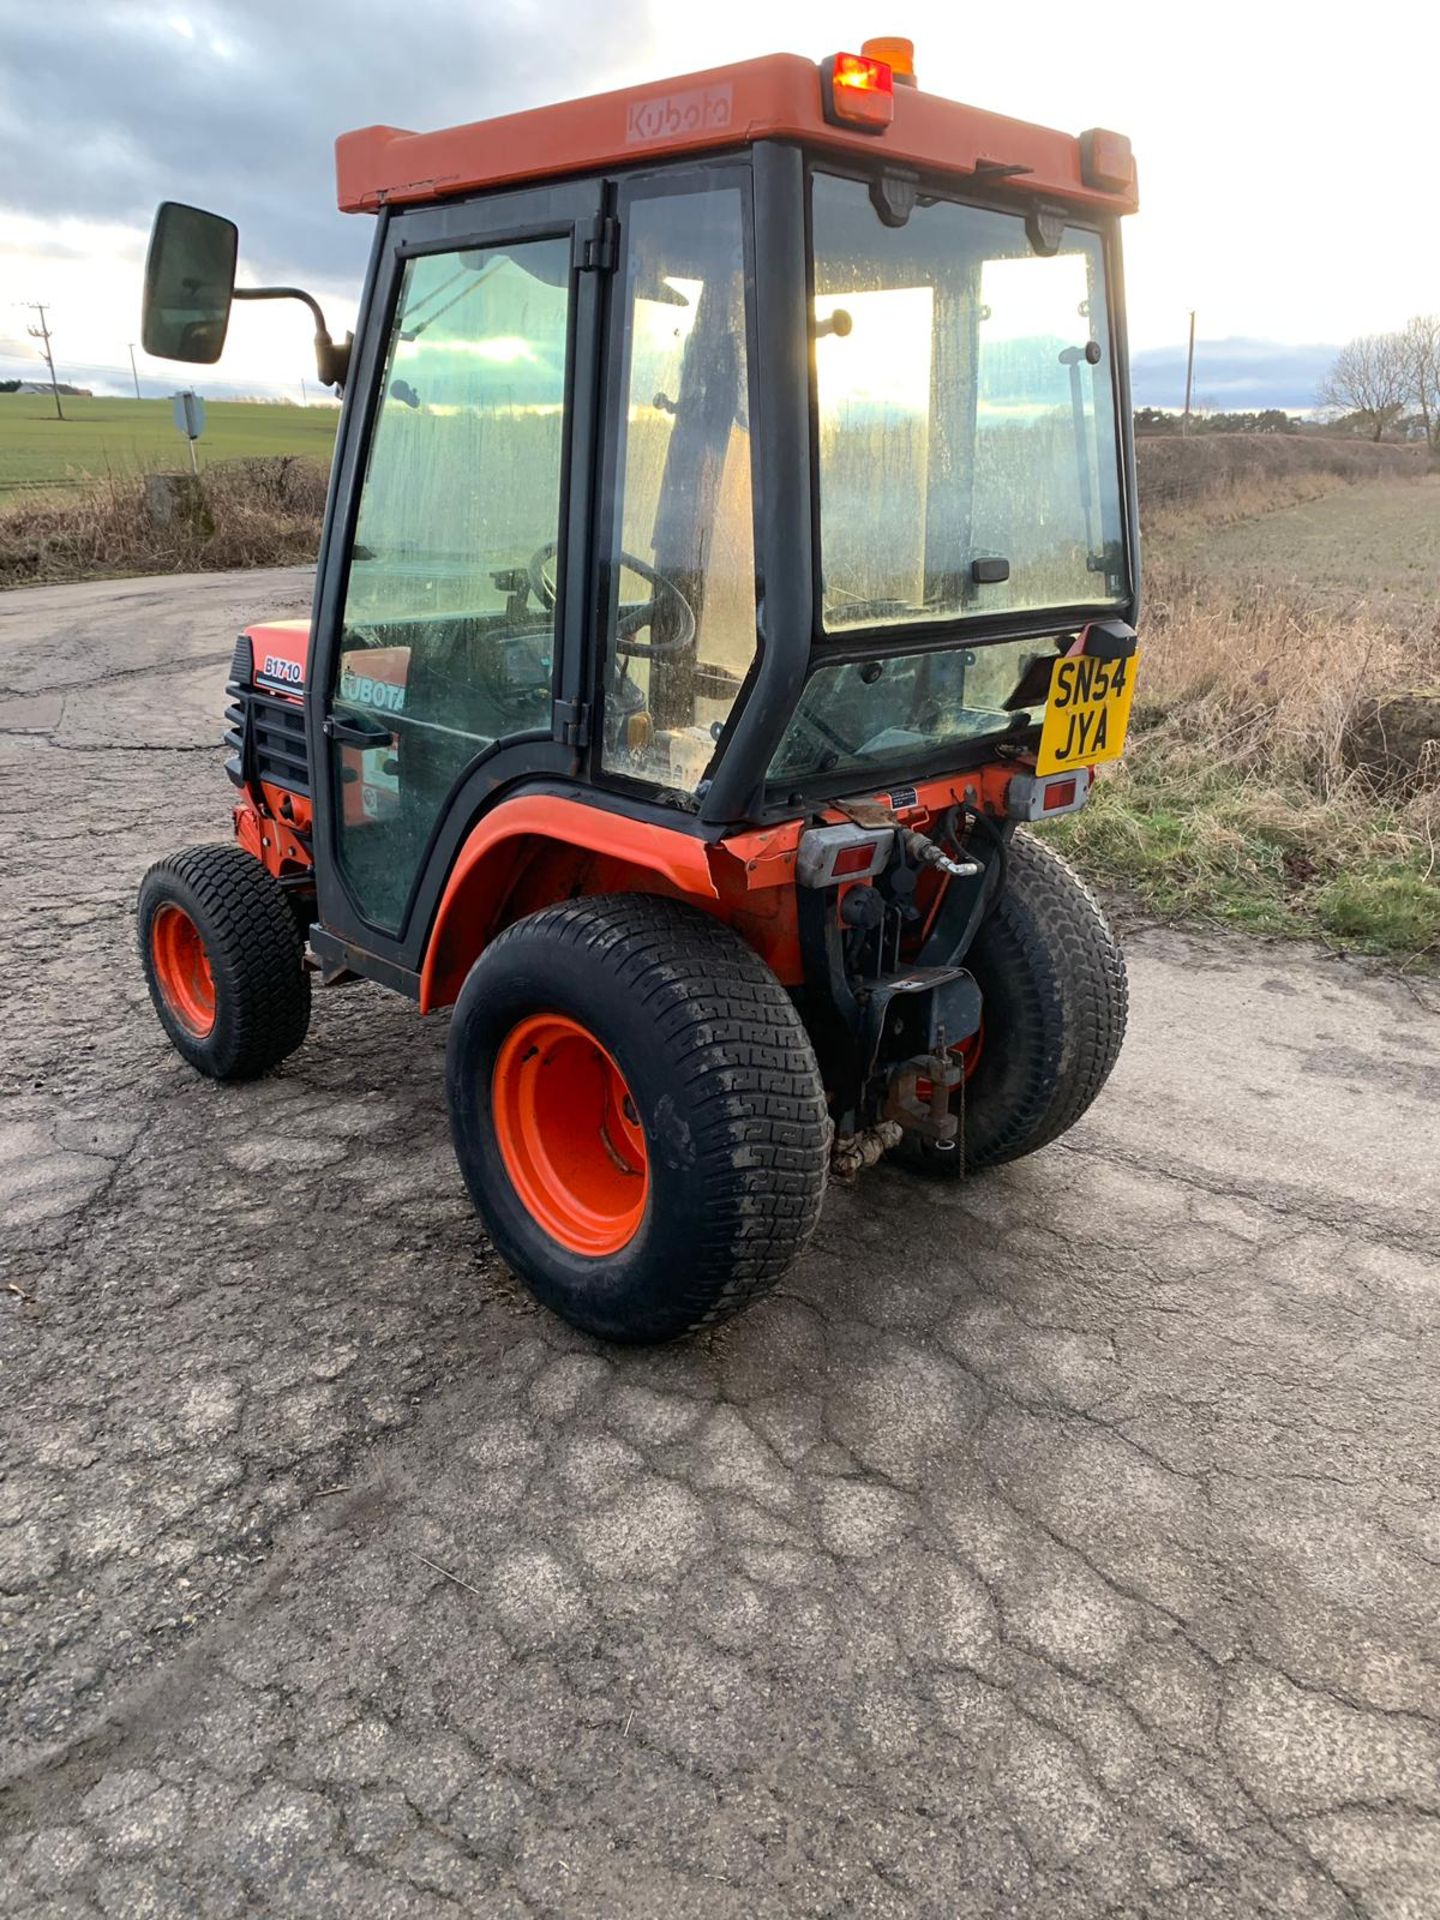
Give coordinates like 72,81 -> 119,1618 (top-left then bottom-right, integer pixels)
939,805 -> 1009,921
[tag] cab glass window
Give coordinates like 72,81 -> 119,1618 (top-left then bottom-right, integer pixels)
332,236 -> 571,931
600,181 -> 758,795
769,635 -> 1063,787
812,171 -> 1127,632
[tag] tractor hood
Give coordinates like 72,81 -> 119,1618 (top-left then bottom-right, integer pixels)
245,619 -> 310,701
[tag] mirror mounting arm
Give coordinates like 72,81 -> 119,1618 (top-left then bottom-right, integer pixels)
233,286 -> 351,388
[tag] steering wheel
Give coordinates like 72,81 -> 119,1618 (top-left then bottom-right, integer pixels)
526,541 -> 697,658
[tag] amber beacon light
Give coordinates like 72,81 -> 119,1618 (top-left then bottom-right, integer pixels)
861,35 -> 917,84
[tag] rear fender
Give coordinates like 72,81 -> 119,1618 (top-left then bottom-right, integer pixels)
420,795 -> 721,1013
387,772 -> 1033,1015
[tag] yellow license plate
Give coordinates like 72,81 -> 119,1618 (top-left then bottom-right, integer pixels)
1036,648 -> 1139,775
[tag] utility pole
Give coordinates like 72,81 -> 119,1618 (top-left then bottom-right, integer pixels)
128,343 -> 142,401
1182,309 -> 1197,436
300,376 -> 308,407
26,304 -> 64,421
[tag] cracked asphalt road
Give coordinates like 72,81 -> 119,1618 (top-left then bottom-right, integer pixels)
3,569 -> 1440,1918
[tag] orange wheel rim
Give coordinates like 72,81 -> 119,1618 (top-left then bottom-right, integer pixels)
492,1013 -> 649,1257
150,903 -> 217,1038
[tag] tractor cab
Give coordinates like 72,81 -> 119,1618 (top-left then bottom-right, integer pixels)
137,43 -> 1141,1343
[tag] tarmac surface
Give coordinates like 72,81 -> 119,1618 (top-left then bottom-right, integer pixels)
2,568 -> 1439,1918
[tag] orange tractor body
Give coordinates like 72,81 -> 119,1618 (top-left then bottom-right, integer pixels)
137,39 -> 1139,1339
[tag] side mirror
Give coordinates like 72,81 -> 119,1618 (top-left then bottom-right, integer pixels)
142,202 -> 238,364
141,199 -> 351,388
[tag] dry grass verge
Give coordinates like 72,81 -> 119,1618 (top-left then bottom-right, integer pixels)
1050,556 -> 1440,961
1048,444 -> 1439,964
0,457 -> 327,588
1136,432 -> 1426,510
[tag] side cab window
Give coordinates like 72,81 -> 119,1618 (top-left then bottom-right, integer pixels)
330,237 -> 573,931
600,178 -> 759,796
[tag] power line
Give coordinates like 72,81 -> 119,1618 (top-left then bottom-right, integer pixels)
25,303 -> 65,422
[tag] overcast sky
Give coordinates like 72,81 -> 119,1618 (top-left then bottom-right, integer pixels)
2,0 -> 1436,405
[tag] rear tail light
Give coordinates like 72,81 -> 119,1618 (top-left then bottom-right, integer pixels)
1007,769 -> 1093,821
821,52 -> 895,132
797,823 -> 894,887
832,840 -> 882,876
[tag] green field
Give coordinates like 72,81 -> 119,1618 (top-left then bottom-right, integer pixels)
1158,476 -> 1440,628
0,393 -> 338,502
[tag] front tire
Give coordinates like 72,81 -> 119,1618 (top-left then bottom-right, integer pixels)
896,831 -> 1127,1174
446,895 -> 830,1343
138,844 -> 310,1081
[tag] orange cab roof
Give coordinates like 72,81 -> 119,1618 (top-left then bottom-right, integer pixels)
335,52 -> 1138,218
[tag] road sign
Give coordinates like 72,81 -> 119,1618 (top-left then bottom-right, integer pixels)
171,390 -> 205,475
172,391 -> 205,440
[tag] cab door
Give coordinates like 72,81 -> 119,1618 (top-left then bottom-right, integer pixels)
308,181 -> 607,970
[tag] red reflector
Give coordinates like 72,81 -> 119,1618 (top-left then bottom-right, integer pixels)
1042,777 -> 1078,812
832,841 -> 879,876
822,52 -> 895,131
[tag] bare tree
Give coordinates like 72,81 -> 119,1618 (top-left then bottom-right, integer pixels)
1319,333 -> 1409,441
1399,314 -> 1440,452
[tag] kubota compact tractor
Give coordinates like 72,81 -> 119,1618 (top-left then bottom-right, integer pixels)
137,39 -> 1139,1341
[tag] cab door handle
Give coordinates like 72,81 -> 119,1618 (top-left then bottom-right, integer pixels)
324,712 -> 392,747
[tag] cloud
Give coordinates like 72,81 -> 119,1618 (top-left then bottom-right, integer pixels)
0,0 -> 650,293
0,6 -> 1384,414
1130,337 -> 1340,414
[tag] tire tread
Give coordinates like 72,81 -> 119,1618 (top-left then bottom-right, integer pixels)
969,831 -> 1128,1168
892,831 -> 1127,1176
455,894 -> 830,1339
138,844 -> 310,1081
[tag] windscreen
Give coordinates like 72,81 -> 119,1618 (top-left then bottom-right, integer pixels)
812,171 -> 1128,633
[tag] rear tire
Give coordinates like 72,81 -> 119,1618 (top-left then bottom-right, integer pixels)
446,894 -> 830,1343
138,844 -> 311,1082
895,831 -> 1127,1175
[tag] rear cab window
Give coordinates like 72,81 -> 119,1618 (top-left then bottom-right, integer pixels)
771,167 -> 1129,793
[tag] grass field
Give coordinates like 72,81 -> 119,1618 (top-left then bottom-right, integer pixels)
1156,477 -> 1440,629
0,394 -> 338,502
